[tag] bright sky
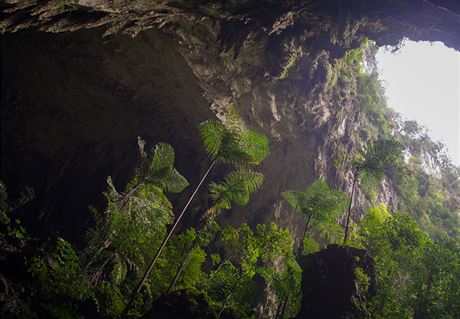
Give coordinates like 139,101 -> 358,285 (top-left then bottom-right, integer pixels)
376,40 -> 460,167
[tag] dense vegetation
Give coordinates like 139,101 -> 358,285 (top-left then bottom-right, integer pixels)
1,40 -> 460,319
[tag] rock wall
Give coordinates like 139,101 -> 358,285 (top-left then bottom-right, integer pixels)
1,0 -> 460,247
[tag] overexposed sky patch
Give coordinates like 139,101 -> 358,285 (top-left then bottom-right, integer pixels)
376,40 -> 460,166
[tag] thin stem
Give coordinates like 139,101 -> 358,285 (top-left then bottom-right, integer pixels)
123,159 -> 217,316
166,235 -> 200,293
297,212 -> 313,257
274,298 -> 283,319
343,168 -> 359,244
217,273 -> 245,319
279,294 -> 289,319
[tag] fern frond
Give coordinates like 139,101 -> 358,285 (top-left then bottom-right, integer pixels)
209,169 -> 264,213
282,191 -> 305,213
218,130 -> 251,165
200,120 -> 226,160
354,138 -> 403,180
199,120 -> 270,165
239,130 -> 270,164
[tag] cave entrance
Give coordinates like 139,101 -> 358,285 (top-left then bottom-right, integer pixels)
375,40 -> 460,167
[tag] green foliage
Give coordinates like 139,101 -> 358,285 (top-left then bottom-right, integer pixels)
353,138 -> 404,181
27,238 -> 93,319
0,182 -> 30,253
352,267 -> 372,317
395,162 -> 460,240
205,223 -> 299,318
209,168 -> 264,215
81,141 -> 189,316
130,139 -> 189,193
282,180 -> 349,245
148,229 -> 207,295
83,142 -> 188,281
83,178 -> 173,285
0,182 -> 93,319
355,72 -> 391,136
199,120 -> 269,165
302,237 -> 320,255
353,207 -> 460,318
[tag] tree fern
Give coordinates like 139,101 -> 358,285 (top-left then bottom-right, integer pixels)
209,169 -> 264,215
344,138 -> 404,243
354,138 -> 403,180
238,130 -> 270,164
199,120 -> 227,160
282,180 -> 349,252
125,121 -> 269,313
199,120 -> 270,165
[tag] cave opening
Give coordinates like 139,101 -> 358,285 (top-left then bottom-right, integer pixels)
376,39 -> 460,167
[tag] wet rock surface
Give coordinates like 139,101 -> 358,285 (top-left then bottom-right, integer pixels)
297,245 -> 376,319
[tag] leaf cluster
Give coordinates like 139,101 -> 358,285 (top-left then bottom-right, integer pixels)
353,138 -> 404,181
199,120 -> 269,165
282,180 -> 349,243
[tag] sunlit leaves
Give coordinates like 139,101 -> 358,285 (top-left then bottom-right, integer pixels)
207,223 -> 297,316
354,207 -> 460,318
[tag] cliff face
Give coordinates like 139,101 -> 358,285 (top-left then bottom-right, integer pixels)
1,0 -> 460,245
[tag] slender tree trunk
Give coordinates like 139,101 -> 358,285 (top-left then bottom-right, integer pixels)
274,298 -> 283,319
123,159 -> 217,316
166,235 -> 200,293
217,274 -> 245,319
279,294 -> 289,319
298,212 -> 313,256
343,168 -> 359,244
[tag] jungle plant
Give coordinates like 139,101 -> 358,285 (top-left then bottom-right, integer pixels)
282,180 -> 349,253
0,182 -> 93,319
166,168 -> 264,293
205,223 -> 295,318
278,180 -> 348,318
125,120 -> 269,313
353,205 -> 460,318
343,138 -> 403,243
82,140 -> 188,315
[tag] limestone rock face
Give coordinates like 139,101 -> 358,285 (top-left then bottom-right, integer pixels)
1,0 -> 459,245
297,245 -> 376,319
